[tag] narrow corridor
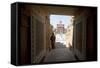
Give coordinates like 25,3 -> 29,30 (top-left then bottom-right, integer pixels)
11,3 -> 97,65
43,43 -> 76,63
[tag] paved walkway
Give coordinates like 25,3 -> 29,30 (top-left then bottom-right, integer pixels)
43,43 -> 76,63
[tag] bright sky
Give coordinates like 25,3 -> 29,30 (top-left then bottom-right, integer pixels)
50,15 -> 72,29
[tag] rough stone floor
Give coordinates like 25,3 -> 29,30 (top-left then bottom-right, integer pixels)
43,42 -> 76,63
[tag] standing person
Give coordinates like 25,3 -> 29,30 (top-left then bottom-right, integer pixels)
50,33 -> 56,49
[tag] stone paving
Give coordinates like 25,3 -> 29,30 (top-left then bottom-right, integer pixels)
43,42 -> 76,63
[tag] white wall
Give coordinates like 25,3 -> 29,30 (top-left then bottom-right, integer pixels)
0,0 -> 99,68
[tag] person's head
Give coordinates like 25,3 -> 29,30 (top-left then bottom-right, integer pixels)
52,32 -> 54,35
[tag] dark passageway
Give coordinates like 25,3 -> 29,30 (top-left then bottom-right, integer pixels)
11,3 -> 97,65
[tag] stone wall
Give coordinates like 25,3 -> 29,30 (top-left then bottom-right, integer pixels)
73,7 -> 97,60
19,4 -> 53,64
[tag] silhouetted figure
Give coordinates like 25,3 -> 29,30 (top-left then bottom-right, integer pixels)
50,33 -> 56,49
69,43 -> 72,50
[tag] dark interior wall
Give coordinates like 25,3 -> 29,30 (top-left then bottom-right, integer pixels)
73,7 -> 97,60
20,15 -> 31,64
76,22 -> 82,53
18,3 -> 47,64
86,8 -> 97,60
11,3 -> 32,65
73,8 -> 88,60
18,4 -> 32,65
